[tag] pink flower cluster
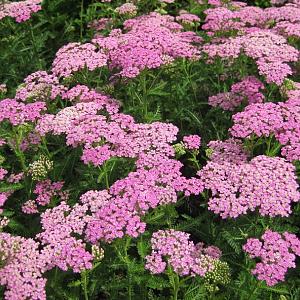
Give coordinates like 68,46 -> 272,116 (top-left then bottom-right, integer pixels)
198,154 -> 300,218
230,96 -> 300,161
0,193 -> 8,214
183,134 -> 201,150
0,98 -> 46,125
86,157 -> 202,243
22,180 -> 66,214
0,0 -> 42,23
88,18 -> 113,32
93,12 -> 201,78
19,131 -> 41,152
207,138 -> 249,164
7,172 -> 24,183
203,2 -> 300,39
208,76 -> 265,111
37,201 -> 93,273
50,13 -> 201,79
203,30 -> 299,85
145,229 -> 221,276
0,168 -> 8,181
0,233 -> 50,300
0,83 -> 7,94
37,86 -> 175,165
243,230 -> 300,286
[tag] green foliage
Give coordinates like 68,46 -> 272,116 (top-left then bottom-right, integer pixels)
1,0 -> 300,299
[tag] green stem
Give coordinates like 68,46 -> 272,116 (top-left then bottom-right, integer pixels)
171,271 -> 180,300
12,129 -> 26,171
115,237 -> 133,300
82,271 -> 89,300
191,152 -> 200,170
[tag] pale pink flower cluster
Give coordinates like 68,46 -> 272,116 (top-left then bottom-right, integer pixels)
203,30 -> 299,85
0,216 -> 9,229
7,172 -> 24,183
244,230 -> 300,286
0,233 -> 51,300
274,21 -> 300,39
202,7 -> 245,34
0,0 -> 42,23
37,86 -> 178,165
209,76 -> 265,111
0,168 -> 8,181
15,71 -> 66,102
160,0 -> 175,3
52,43 -> 108,78
176,11 -> 200,25
272,0 -> 300,6
62,84 -> 120,113
20,131 -> 41,151
145,229 -> 221,276
88,18 -> 113,31
115,3 -> 137,16
198,155 -> 300,218
80,190 -> 111,213
86,157 -> 203,243
0,138 -> 6,146
0,83 -> 7,94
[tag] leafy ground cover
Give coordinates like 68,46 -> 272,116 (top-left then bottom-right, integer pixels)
0,0 -> 300,299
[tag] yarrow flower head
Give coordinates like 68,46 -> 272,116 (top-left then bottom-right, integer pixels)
115,3 -> 137,17
0,83 -> 7,94
198,155 -> 300,218
37,201 -> 93,273
52,43 -> 108,78
22,179 -> 66,214
0,233 -> 51,300
145,229 -> 225,278
0,0 -> 42,23
203,259 -> 231,292
208,76 -> 265,111
28,155 -> 54,181
0,98 -> 46,126
15,71 -> 66,102
176,12 -> 200,26
93,12 -> 201,78
243,230 -> 300,286
203,30 -> 299,85
91,245 -> 105,261
183,134 -> 201,150
230,97 -> 300,161
0,216 -> 9,231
